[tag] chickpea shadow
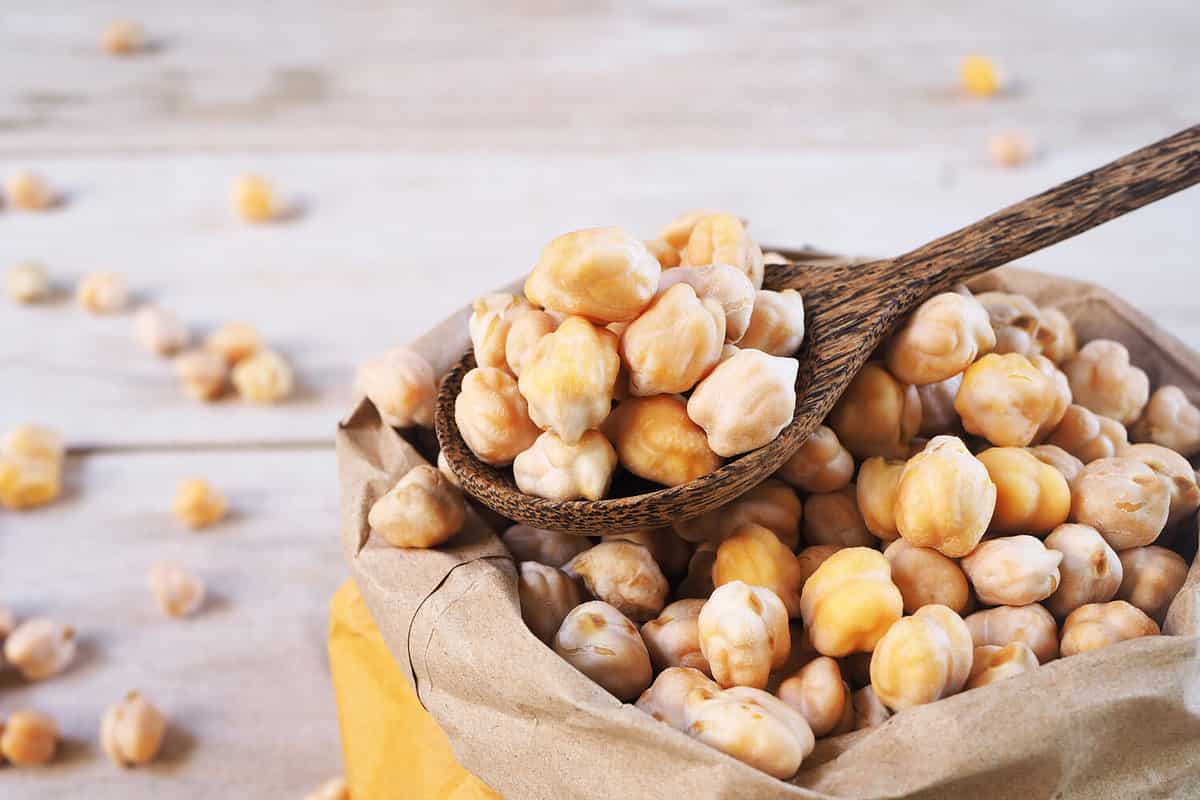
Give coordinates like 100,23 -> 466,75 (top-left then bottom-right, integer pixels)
154,722 -> 197,767
55,736 -> 94,767
197,587 -> 233,618
272,196 -> 309,224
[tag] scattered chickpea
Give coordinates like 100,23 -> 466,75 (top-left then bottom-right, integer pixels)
133,305 -> 189,356
852,685 -> 891,730
231,349 -> 294,404
800,548 -> 903,657
6,262 -> 50,304
1028,444 -> 1086,486
777,656 -> 853,738
1117,546 -> 1189,624
1044,524 -> 1122,618
456,367 -> 541,465
975,292 -> 1040,355
687,348 -> 798,457
232,174 -> 277,223
554,601 -> 653,701
3,618 -> 76,680
620,283 -> 725,395
884,292 -> 994,385
681,213 -> 764,289
102,20 -> 145,55
3,424 -> 65,464
469,293 -> 531,371
1060,600 -> 1159,657
1071,457 -> 1169,551
174,349 -> 229,402
656,264 -> 756,344
305,776 -> 350,800
966,642 -> 1038,690
636,666 -> 718,731
827,363 -> 922,460
1063,339 -> 1150,424
641,599 -> 710,675
644,238 -> 682,270
856,457 -> 905,542
524,228 -> 660,323
77,271 -> 129,314
5,170 -> 54,211
776,425 -> 854,494
605,394 -> 721,486
988,132 -> 1034,168
883,538 -> 972,615
501,524 -> 590,567
916,373 -> 964,437
1120,443 -> 1200,527
803,485 -> 874,548
1047,404 -> 1128,463
172,477 -> 228,529
965,604 -> 1059,664
960,54 -> 1001,97
737,289 -> 806,357
565,541 -> 668,622
698,580 -> 790,689
0,710 -> 58,765
368,464 -> 465,548
100,692 -> 167,767
0,455 -> 62,510
148,560 -> 206,618
955,353 -> 1057,447
1035,308 -> 1078,365
517,561 -> 584,644
518,317 -> 620,443
895,436 -> 996,558
504,309 -> 558,377
673,478 -> 801,548
205,322 -> 263,365
1130,386 -> 1200,457
355,346 -> 437,429
513,430 -> 617,501
976,447 -> 1071,535
871,604 -> 973,711
962,535 -> 1063,606
683,686 -> 815,779
713,524 -> 805,617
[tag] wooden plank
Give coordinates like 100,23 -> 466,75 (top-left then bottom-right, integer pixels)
0,1 -> 1197,154
1,447 -> 344,797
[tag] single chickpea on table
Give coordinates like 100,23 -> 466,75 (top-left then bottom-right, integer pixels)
6,262 -> 51,304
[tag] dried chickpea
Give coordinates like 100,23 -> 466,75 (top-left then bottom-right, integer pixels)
644,238 -> 682,270
677,543 -> 717,599
1028,444 -> 1085,486
976,447 -> 1070,535
102,20 -> 145,54
795,545 -> 843,592
133,306 -> 188,356
1060,600 -> 1158,656
965,642 -> 1038,690
1117,546 -> 1189,624
6,262 -> 50,304
641,599 -> 710,675
231,349 -> 293,403
1035,308 -> 1077,364
988,132 -> 1033,168
961,535 -> 1062,606
174,349 -> 228,402
1120,443 -> 1200,527
856,457 -> 905,542
827,363 -> 921,460
4,618 -> 76,680
172,477 -> 227,529
456,367 -> 541,465
149,561 -> 206,618
975,292 -> 1040,355
737,289 -> 806,356
0,455 -> 61,510
518,561 -> 584,644
205,322 -> 262,365
77,271 -> 128,314
621,284 -> 725,395
916,373 -> 963,437
777,656 -> 853,738
852,685 -> 891,730
605,528 -> 692,580
1047,404 -> 1128,463
965,604 -> 1058,663
870,604 -> 972,711
232,174 -> 276,222
884,292 -> 995,385
687,349 -> 798,457
800,548 -> 903,657
884,539 -> 971,615
895,436 -> 996,558
3,424 -> 64,464
960,54 -> 1000,97
636,666 -> 718,730
955,353 -> 1057,447
501,524 -> 590,567
803,485 -> 874,548
659,209 -> 726,250
1131,386 -> 1200,456
673,479 -> 801,548
100,692 -> 166,767
519,317 -> 620,443
713,525 -> 805,617
776,425 -> 854,494
605,394 -> 721,486
368,465 -> 465,548
525,228 -> 660,323
504,309 -> 558,377
5,170 -> 53,211
469,293 -> 531,371
683,686 -> 815,779
565,541 -> 668,622
698,581 -> 790,689
1043,524 -> 1122,618
1030,354 -> 1072,440
554,601 -> 652,701
1063,339 -> 1150,424
0,710 -> 58,765
1071,457 -> 1169,550
306,777 -> 350,800
657,264 -> 757,343
514,430 -> 617,501
682,213 -> 764,289
355,346 -> 436,429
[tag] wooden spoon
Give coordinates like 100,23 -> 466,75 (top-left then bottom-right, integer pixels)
437,125 -> 1200,534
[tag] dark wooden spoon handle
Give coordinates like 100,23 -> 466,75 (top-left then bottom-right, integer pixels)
892,124 -> 1200,290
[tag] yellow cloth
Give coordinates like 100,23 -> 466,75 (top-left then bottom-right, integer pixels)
328,580 -> 501,800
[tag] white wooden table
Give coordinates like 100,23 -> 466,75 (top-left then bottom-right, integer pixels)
2,2 -> 1198,796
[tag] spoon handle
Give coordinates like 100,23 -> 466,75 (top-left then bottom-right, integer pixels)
892,124 -> 1200,289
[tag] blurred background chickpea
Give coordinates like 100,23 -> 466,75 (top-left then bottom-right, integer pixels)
1034,307 -> 1078,364
916,373 -> 964,437
827,363 -> 921,459
620,283 -> 725,395
133,306 -> 189,356
101,20 -> 145,55
77,270 -> 129,314
641,599 -> 710,675
977,447 -> 1071,535
1063,340 -> 1150,424
565,541 -> 668,622
3,618 -> 76,680
681,213 -> 764,289
232,174 -> 276,222
6,262 -> 50,304
519,317 -> 620,443
1047,404 -> 1128,463
0,709 -> 58,765
1060,600 -> 1159,656
961,536 -> 1062,606
525,227 -> 660,323
1117,546 -> 1189,624
884,539 -> 972,615
605,394 -> 721,486
518,562 -> 584,644
174,349 -> 229,402
974,291 -> 1041,355
354,346 -> 437,429
870,604 -> 972,711
149,561 -> 206,618
955,353 -> 1057,447
501,524 -> 589,567
636,666 -> 717,731
232,349 -> 294,404
3,424 -> 65,463
656,264 -> 756,343
1071,457 -> 1169,550
513,430 -> 617,501
367,464 -> 465,548
1044,524 -> 1122,618
205,322 -> 262,365
884,292 -> 994,385
456,367 -> 541,466
965,642 -> 1038,690
737,289 -> 806,356
777,656 -> 853,737
100,692 -> 167,767
698,580 -> 790,689
776,425 -> 854,494
800,548 -> 902,657
713,525 -> 805,616
5,170 -> 54,211
895,436 -> 996,557
172,477 -> 227,529
673,479 -> 801,548
305,777 -> 350,800
857,457 -> 906,542
965,604 -> 1059,664
803,485 -> 874,547
1131,386 -> 1200,456
687,349 -> 798,457
554,601 -> 652,701
0,455 -> 62,510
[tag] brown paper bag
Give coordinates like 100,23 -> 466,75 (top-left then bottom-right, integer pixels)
337,256 -> 1200,799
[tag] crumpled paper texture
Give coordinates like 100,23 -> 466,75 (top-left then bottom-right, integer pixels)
337,256 -> 1200,799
